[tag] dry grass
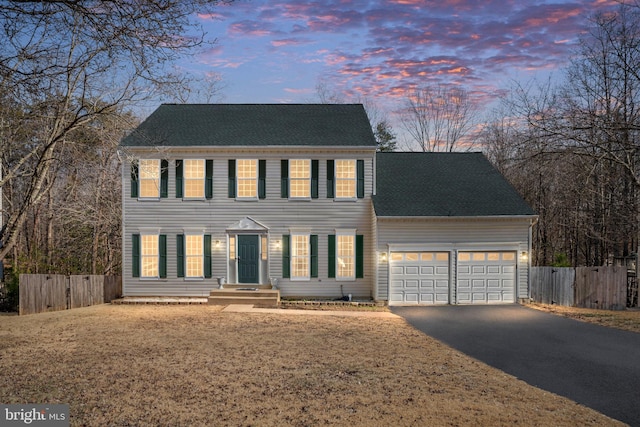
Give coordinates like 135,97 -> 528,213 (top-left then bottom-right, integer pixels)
0,305 -> 623,426
528,303 -> 640,333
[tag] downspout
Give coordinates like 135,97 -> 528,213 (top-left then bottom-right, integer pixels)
528,217 -> 539,301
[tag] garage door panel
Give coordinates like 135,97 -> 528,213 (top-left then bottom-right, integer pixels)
472,265 -> 486,274
420,266 -> 434,275
487,265 -> 501,274
405,279 -> 419,289
391,266 -> 405,275
405,266 -> 419,275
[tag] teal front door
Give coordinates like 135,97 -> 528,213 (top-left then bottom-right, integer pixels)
238,235 -> 259,283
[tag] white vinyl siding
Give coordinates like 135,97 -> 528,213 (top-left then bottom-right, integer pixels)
122,152 -> 375,297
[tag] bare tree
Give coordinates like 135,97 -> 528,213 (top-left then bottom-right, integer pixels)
0,0 -> 230,262
400,85 -> 478,152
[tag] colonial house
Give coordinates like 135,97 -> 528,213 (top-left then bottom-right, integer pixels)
120,104 -> 537,305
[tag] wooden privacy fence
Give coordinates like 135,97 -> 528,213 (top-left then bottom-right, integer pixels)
530,267 -> 575,306
19,274 -> 122,315
531,266 -> 628,310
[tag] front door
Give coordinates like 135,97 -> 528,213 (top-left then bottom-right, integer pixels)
238,235 -> 259,283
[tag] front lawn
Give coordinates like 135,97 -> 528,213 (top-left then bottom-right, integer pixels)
0,305 -> 623,426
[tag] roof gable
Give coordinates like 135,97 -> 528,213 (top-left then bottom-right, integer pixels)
373,152 -> 535,217
121,104 -> 377,148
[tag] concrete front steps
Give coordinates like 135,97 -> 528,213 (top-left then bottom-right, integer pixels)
208,284 -> 280,308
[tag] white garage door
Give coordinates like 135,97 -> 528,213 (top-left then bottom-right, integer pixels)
389,252 -> 450,306
456,251 -> 516,304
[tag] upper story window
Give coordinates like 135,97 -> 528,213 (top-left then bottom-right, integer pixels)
336,160 -> 356,199
139,159 -> 160,198
184,160 -> 205,198
229,159 -> 266,199
131,159 -> 167,199
237,159 -> 257,198
327,159 -> 364,199
290,160 -> 310,198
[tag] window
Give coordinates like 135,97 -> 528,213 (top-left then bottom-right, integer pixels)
139,159 -> 160,198
290,160 -> 310,198
337,234 -> 355,279
335,160 -> 356,199
282,234 -> 318,279
282,159 -> 318,199
177,234 -> 211,278
132,234 -> 166,278
184,160 -> 205,198
141,234 -> 159,277
185,234 -> 204,278
291,234 -> 310,280
261,236 -> 268,261
237,159 -> 257,198
229,236 -> 236,260
329,232 -> 363,280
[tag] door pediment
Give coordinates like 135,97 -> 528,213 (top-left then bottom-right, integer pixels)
226,216 -> 269,233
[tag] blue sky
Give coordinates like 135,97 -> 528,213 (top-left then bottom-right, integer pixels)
175,0 -> 617,123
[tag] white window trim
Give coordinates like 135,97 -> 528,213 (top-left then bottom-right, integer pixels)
289,159 -> 311,200
140,232 -> 160,279
236,159 -> 258,200
138,159 -> 160,200
335,229 -> 356,281
335,159 -> 357,201
183,159 -> 206,200
184,232 -> 205,280
290,231 -> 311,281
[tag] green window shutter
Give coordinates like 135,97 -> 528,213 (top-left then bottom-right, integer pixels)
130,162 -> 139,198
281,159 -> 288,198
258,159 -> 266,199
175,160 -> 183,198
310,235 -> 318,278
328,234 -> 336,278
204,234 -> 212,278
159,234 -> 167,278
357,160 -> 365,199
282,235 -> 290,279
326,160 -> 334,198
132,234 -> 140,277
160,159 -> 168,198
228,160 -> 236,198
356,235 -> 364,278
311,160 -> 319,199
205,160 -> 213,199
177,234 -> 185,278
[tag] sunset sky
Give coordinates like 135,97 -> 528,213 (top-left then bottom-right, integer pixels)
180,0 -> 618,127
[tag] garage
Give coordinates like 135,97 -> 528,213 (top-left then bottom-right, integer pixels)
389,252 -> 450,305
456,251 -> 516,304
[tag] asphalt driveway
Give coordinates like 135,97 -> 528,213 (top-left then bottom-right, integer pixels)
392,305 -> 640,426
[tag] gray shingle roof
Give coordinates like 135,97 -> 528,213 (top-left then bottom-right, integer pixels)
121,104 -> 377,147
373,152 -> 536,217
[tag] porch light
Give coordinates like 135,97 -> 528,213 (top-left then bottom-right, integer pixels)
520,251 -> 528,261
274,239 -> 282,249
215,240 -> 222,248
379,252 -> 388,263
